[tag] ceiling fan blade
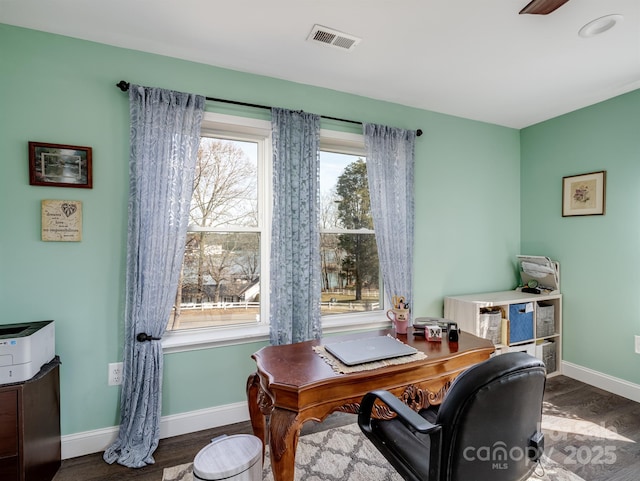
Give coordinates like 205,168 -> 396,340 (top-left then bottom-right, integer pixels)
520,0 -> 570,15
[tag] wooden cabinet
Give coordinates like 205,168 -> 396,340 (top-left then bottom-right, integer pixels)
0,357 -> 60,481
444,291 -> 561,375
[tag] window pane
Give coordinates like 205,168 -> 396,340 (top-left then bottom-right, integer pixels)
191,137 -> 258,228
169,232 -> 260,330
320,232 -> 381,314
320,152 -> 372,230
320,151 -> 381,315
170,134 -> 262,332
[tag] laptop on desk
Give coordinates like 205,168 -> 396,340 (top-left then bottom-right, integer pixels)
323,336 -> 417,366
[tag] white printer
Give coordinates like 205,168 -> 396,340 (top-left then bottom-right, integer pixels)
0,320 -> 55,384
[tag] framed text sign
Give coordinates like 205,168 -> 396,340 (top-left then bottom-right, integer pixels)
41,200 -> 83,241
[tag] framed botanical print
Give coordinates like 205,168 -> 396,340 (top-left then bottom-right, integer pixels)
562,171 -> 606,217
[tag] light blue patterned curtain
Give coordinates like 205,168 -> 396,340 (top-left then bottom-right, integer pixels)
270,108 -> 322,345
363,124 -> 416,319
103,85 -> 204,467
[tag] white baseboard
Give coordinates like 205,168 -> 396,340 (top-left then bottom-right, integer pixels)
561,360 -> 640,403
61,401 -> 250,460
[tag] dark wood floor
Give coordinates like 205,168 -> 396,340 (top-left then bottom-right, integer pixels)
53,375 -> 640,481
541,376 -> 640,481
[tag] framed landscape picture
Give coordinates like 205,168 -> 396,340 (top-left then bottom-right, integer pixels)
29,141 -> 93,188
562,171 -> 606,217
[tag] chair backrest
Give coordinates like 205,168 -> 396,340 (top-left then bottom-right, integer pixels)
436,352 -> 546,481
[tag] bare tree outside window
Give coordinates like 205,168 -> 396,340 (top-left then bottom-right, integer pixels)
190,139 -> 257,228
169,137 -> 260,331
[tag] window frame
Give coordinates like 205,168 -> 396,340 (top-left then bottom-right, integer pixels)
162,112 -> 388,354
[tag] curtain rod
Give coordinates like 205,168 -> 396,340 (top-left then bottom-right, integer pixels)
116,81 -> 422,137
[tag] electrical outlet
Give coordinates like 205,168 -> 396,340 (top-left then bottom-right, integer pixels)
635,336 -> 640,355
108,362 -> 123,386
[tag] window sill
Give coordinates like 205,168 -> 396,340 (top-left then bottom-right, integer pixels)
162,312 -> 390,354
162,323 -> 271,354
320,312 -> 391,335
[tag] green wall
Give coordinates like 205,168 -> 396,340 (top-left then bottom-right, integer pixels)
521,89 -> 640,384
0,24 -> 520,438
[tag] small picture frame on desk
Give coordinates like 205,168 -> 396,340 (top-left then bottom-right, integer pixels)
562,170 -> 605,217
29,141 -> 93,188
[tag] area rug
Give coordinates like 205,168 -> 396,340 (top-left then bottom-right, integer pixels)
162,423 -> 585,481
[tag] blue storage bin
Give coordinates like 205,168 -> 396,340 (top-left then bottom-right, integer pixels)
509,303 -> 534,343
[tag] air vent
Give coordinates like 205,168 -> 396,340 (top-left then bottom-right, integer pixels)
307,25 -> 361,51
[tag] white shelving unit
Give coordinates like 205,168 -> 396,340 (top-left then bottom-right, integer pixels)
444,290 -> 562,376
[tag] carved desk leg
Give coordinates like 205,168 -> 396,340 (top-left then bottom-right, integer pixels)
246,373 -> 268,456
268,408 -> 301,481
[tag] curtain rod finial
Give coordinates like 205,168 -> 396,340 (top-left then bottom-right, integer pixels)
116,80 -> 130,92
416,129 -> 423,137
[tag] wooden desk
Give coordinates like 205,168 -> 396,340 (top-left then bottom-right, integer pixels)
246,328 -> 494,481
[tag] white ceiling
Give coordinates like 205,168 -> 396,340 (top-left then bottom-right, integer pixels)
2,0 -> 639,128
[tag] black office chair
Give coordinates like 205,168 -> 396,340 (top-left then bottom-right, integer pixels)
358,352 -> 546,481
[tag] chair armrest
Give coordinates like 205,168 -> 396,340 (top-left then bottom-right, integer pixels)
358,389 -> 440,435
358,390 -> 443,481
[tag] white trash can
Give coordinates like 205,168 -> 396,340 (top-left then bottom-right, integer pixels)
193,434 -> 263,481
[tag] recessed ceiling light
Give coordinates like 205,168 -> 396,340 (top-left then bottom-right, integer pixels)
578,14 -> 624,38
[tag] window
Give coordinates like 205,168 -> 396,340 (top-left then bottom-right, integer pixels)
163,113 -> 386,351
167,114 -> 269,337
319,151 -> 382,317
